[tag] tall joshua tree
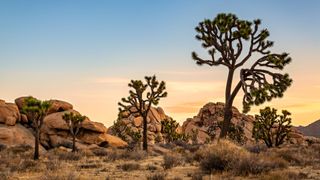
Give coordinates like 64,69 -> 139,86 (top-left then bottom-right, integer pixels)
62,112 -> 86,152
119,75 -> 167,151
22,97 -> 51,160
192,13 -> 292,138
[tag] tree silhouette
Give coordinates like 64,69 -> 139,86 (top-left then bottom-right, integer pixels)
253,107 -> 292,147
62,112 -> 86,152
118,75 -> 167,151
22,97 -> 51,160
192,13 -> 292,138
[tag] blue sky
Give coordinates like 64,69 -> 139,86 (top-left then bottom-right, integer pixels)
1,0 -> 320,126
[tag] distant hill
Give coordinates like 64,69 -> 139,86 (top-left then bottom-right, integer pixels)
295,120 -> 320,138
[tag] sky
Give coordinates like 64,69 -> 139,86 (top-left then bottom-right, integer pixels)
0,0 -> 320,127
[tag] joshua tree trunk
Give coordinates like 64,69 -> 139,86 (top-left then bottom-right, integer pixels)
34,128 -> 40,160
220,69 -> 234,138
72,135 -> 76,152
142,115 -> 148,151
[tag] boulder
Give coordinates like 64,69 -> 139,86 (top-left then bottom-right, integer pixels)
41,109 -> 126,148
0,101 -> 20,126
182,102 -> 254,143
109,106 -> 181,144
0,124 -> 45,152
47,99 -> 73,114
133,117 -> 143,127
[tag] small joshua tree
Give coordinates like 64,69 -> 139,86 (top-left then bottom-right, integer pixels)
253,107 -> 292,148
62,112 -> 86,152
192,13 -> 292,138
161,118 -> 188,143
119,75 -> 167,151
22,97 -> 51,160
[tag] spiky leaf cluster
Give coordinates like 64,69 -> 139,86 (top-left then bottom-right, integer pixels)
192,13 -> 292,113
62,112 -> 86,136
252,107 -> 292,147
22,97 -> 51,128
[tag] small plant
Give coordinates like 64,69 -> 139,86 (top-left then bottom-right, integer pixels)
62,112 -> 86,152
161,118 -> 188,143
163,153 -> 183,169
117,163 -> 140,171
147,172 -> 167,180
253,107 -> 292,147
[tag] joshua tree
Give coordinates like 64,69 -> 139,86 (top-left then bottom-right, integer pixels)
161,118 -> 188,143
118,75 -> 167,151
62,112 -> 86,152
22,97 -> 51,160
253,107 -> 292,147
192,13 -> 292,138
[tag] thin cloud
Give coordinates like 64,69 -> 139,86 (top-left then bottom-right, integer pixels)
167,81 -> 225,93
92,77 -> 129,84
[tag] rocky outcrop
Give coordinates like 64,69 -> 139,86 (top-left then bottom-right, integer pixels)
0,124 -> 45,152
182,102 -> 254,144
108,107 -> 181,144
0,100 -> 20,126
0,97 -> 127,150
40,109 -> 126,149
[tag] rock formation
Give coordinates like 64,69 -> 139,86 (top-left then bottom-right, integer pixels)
108,107 -> 182,144
182,102 -> 254,144
0,97 -> 127,150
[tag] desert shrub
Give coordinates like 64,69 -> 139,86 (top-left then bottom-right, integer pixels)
41,171 -> 80,180
147,172 -> 167,180
58,151 -> 82,161
161,118 -> 189,143
0,144 -> 6,151
233,154 -> 288,175
163,153 -> 184,169
9,144 -> 33,154
146,164 -> 158,171
92,148 -> 109,156
104,149 -> 147,162
261,170 -> 307,180
244,143 -> 268,153
196,140 -> 247,172
0,171 -> 9,180
13,159 -> 38,172
45,160 -> 61,171
190,172 -> 204,180
79,163 -> 102,169
117,162 -> 140,171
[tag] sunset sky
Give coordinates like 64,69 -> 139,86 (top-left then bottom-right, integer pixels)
1,0 -> 320,127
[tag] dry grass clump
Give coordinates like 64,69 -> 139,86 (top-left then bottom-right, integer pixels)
261,170 -> 308,180
147,172 -> 167,180
40,171 -> 80,180
196,140 -> 288,175
117,162 -> 141,171
92,148 -> 109,156
234,154 -> 288,175
103,149 -> 147,162
162,153 -> 184,169
270,144 -> 320,166
196,140 -> 247,172
57,151 -> 83,161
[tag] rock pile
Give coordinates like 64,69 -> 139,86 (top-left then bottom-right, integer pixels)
0,97 -> 127,150
182,102 -> 254,144
108,107 -> 182,144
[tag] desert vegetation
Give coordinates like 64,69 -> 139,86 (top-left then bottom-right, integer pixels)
1,140 -> 320,179
1,9 -> 320,180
